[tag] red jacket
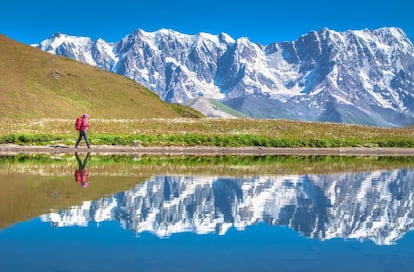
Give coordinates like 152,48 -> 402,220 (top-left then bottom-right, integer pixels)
80,117 -> 89,131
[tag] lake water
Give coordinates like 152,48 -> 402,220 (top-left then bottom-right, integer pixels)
1,154 -> 414,272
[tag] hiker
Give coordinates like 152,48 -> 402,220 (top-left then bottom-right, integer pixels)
75,113 -> 91,148
75,152 -> 90,188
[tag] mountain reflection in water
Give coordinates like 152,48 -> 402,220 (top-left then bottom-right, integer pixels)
41,168 -> 414,245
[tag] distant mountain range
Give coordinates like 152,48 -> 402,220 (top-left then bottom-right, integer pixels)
41,169 -> 414,245
35,27 -> 414,126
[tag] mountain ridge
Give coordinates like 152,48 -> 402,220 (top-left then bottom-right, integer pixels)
35,27 -> 414,126
0,34 -> 202,119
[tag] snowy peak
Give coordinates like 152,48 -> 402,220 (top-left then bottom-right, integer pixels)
37,32 -> 93,54
218,32 -> 235,45
36,32 -> 117,70
35,27 -> 414,126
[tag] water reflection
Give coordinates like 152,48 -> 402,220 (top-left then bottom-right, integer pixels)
41,168 -> 414,245
74,152 -> 90,188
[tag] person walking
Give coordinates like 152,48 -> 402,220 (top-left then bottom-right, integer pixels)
75,113 -> 91,148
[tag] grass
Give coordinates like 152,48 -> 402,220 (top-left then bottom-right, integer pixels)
0,118 -> 414,147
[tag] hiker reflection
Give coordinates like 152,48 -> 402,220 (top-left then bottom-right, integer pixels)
75,152 -> 90,188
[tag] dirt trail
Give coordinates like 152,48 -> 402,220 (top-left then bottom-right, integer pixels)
0,144 -> 413,156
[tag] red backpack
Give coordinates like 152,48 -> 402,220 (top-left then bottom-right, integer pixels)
75,117 -> 83,131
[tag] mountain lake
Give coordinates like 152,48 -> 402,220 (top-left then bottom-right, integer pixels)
0,153 -> 414,272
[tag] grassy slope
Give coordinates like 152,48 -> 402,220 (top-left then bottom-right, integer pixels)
0,34 -> 202,119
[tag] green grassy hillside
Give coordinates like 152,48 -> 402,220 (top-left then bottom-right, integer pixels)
0,34 -> 202,119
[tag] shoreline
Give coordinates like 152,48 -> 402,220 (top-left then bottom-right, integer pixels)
0,144 -> 414,156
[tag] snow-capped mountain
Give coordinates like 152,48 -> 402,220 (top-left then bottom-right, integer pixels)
35,27 -> 414,126
41,169 -> 414,245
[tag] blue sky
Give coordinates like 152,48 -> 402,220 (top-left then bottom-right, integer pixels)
1,0 -> 413,45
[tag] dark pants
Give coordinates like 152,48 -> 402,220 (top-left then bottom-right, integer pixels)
75,130 -> 90,148
75,152 -> 90,169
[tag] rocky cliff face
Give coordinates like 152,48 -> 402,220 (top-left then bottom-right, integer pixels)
41,169 -> 414,245
35,27 -> 414,126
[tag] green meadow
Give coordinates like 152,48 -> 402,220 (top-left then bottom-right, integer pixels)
1,118 -> 414,148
